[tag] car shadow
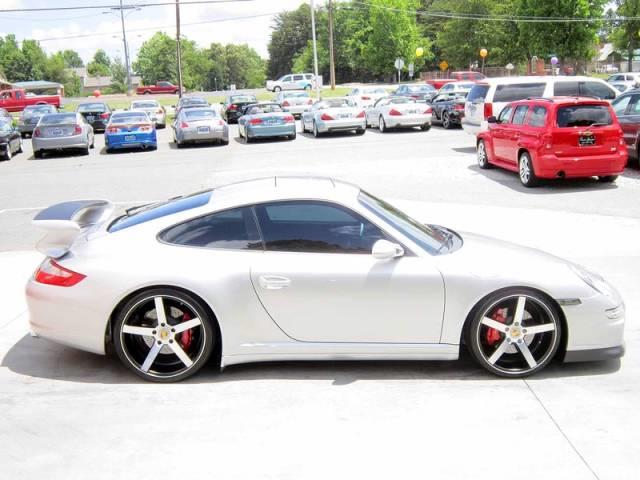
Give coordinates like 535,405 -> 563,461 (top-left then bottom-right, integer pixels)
29,149 -> 90,160
1,334 -> 621,385
168,141 -> 227,150
233,136 -> 296,145
467,164 -> 620,194
451,146 -> 477,154
367,127 -> 426,135
99,146 -> 156,155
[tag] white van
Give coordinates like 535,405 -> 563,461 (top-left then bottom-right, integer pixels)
462,76 -> 618,135
266,73 -> 318,92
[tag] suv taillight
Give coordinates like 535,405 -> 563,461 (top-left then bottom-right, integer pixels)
483,102 -> 493,119
34,258 -> 86,287
100,112 -> 110,119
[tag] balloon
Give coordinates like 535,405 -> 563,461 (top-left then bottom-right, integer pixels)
93,89 -> 101,97
551,56 -> 559,65
479,48 -> 488,58
416,47 -> 424,58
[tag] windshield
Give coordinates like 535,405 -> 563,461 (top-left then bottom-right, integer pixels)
556,105 -> 612,127
111,112 -> 148,123
132,102 -> 159,109
389,97 -> 415,104
229,95 -> 257,103
247,104 -> 283,114
77,103 -> 107,112
359,191 -> 454,255
282,92 -> 309,98
0,120 -> 12,133
24,105 -> 54,115
318,98 -> 355,109
409,85 -> 435,93
180,97 -> 208,106
184,109 -> 218,120
40,113 -> 77,125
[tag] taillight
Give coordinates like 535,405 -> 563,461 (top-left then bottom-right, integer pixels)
100,112 -> 110,119
423,107 -> 432,114
356,111 -> 365,118
249,118 -> 263,125
180,122 -> 189,128
34,258 -> 86,287
73,124 -> 82,134
361,96 -> 371,100
283,115 -> 295,123
454,104 -> 465,111
228,104 -> 237,111
34,128 -> 41,137
320,113 -> 334,121
389,109 -> 402,116
217,120 -> 225,126
483,102 -> 493,119
282,100 -> 290,107
107,126 -> 119,133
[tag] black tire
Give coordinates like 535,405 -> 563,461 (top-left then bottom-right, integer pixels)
34,150 -> 43,159
467,289 -> 562,378
519,151 -> 540,187
274,86 -> 282,92
421,124 -> 431,131
355,128 -> 365,135
598,175 -> 618,183
82,146 -> 90,156
144,90 -> 151,95
220,139 -> 229,146
288,132 -> 297,140
313,121 -> 321,138
113,288 -> 215,382
301,121 -> 307,133
378,116 -> 387,133
16,139 -> 23,153
442,112 -> 452,129
477,139 -> 492,169
3,147 -> 11,160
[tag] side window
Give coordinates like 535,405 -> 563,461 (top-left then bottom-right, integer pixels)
460,73 -> 470,80
498,105 -> 513,124
16,91 -> 22,99
255,201 -> 389,254
441,84 -> 452,92
553,81 -> 579,96
293,75 -> 304,81
493,83 -> 545,102
628,95 -> 640,114
527,106 -> 548,127
612,95 -> 632,116
473,73 -> 484,80
511,105 -> 529,125
281,75 -> 292,83
580,81 -> 616,100
159,207 -> 262,250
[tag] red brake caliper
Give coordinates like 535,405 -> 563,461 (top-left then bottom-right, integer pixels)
486,308 -> 507,345
179,312 -> 193,351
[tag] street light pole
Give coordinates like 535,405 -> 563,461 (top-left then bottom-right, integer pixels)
328,0 -> 336,90
118,0 -> 132,96
175,0 -> 184,98
310,0 -> 320,100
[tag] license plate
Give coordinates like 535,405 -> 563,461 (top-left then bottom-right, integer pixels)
409,109 -> 419,114
87,116 -> 95,122
52,128 -> 63,136
579,133 -> 596,146
339,113 -> 350,119
266,119 -> 279,125
197,126 -> 210,134
125,135 -> 136,142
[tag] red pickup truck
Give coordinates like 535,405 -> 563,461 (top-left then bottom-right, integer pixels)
136,81 -> 183,95
0,88 -> 62,113
427,71 -> 486,90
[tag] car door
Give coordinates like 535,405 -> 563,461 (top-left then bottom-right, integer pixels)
249,200 -> 445,343
490,105 -> 514,161
368,97 -> 387,125
502,104 -> 529,165
613,93 -> 640,154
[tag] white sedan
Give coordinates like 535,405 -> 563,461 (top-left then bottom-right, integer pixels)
27,177 -> 624,382
347,86 -> 389,108
129,99 -> 166,128
301,98 -> 366,137
365,96 -> 432,132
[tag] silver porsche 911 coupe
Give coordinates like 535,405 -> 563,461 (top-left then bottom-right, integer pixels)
27,177 -> 625,382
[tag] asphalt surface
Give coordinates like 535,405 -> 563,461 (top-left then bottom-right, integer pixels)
1,123 -> 639,479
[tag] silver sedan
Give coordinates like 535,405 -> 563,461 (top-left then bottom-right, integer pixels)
130,99 -> 166,128
27,177 -> 624,382
365,96 -> 432,132
301,98 -> 366,137
172,107 -> 229,147
275,91 -> 314,117
32,112 -> 94,158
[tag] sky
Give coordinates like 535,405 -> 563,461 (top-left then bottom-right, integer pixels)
0,0 -> 309,63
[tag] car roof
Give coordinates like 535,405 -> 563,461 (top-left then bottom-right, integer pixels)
475,75 -> 609,86
210,176 -> 360,210
507,96 -> 610,107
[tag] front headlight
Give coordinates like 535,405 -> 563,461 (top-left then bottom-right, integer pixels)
569,264 -> 612,296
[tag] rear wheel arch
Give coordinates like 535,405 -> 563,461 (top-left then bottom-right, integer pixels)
106,284 -> 223,368
459,286 -> 568,361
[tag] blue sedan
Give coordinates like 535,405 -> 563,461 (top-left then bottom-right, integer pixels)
237,102 -> 296,143
105,111 -> 157,153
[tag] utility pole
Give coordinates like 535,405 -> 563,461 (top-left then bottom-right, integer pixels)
328,0 -> 336,90
310,0 -> 320,100
175,0 -> 184,98
118,0 -> 132,96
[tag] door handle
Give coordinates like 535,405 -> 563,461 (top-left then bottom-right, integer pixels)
259,275 -> 291,290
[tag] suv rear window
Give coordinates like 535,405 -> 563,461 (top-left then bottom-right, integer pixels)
467,84 -> 489,103
556,105 -> 612,128
109,191 -> 213,233
493,83 -> 545,102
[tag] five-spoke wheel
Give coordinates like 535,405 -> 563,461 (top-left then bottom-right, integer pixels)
114,288 -> 214,382
468,290 -> 561,377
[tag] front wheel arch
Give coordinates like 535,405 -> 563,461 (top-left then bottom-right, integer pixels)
106,284 -> 222,368
459,286 -> 568,361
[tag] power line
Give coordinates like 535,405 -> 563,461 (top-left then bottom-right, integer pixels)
0,0 -> 256,14
351,0 -> 637,23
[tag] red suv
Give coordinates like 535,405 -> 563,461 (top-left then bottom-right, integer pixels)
476,97 -> 627,187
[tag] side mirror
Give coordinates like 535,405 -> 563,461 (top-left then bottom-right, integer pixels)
372,239 -> 404,260
487,116 -> 498,124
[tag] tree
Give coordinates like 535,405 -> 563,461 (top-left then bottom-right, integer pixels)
109,56 -> 127,93
364,0 -> 432,79
61,50 -> 84,68
517,0 -> 606,70
87,49 -> 111,77
267,4 -> 313,78
0,35 -> 29,82
610,0 -> 640,71
21,40 -> 48,80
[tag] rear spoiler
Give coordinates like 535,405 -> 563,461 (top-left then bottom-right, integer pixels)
32,200 -> 114,258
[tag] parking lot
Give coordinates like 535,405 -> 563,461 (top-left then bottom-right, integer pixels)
1,123 -> 639,479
